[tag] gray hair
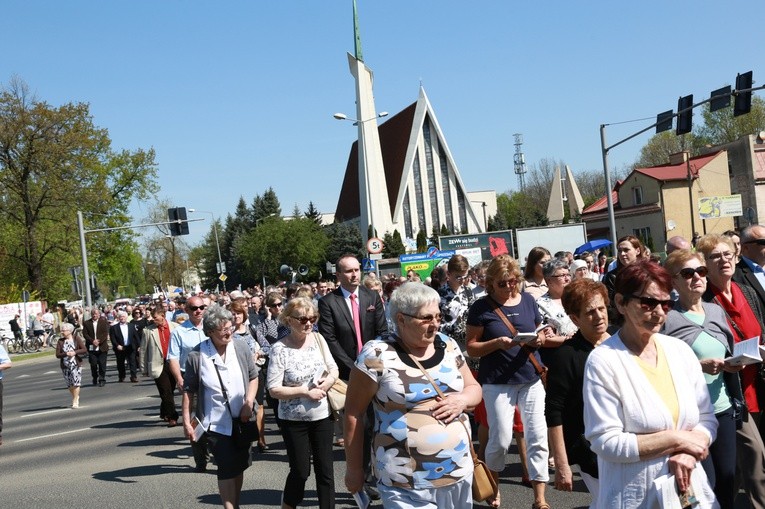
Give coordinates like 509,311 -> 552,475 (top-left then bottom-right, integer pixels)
60,322 -> 75,333
202,305 -> 233,336
117,310 -> 128,318
388,282 -> 440,333
542,258 -> 570,279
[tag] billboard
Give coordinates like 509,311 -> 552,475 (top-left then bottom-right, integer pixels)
438,231 -> 514,261
698,195 -> 743,219
399,249 -> 455,280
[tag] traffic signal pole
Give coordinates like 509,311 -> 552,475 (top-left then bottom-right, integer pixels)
76,213 -> 202,308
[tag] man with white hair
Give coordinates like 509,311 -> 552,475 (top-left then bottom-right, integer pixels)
109,310 -> 140,383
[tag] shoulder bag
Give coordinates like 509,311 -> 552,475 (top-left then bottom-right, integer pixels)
314,332 -> 348,418
212,361 -> 259,450
488,296 -> 548,388
395,336 -> 498,503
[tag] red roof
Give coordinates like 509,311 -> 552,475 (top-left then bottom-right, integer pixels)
634,152 -> 721,182
334,102 -> 417,221
582,180 -> 623,214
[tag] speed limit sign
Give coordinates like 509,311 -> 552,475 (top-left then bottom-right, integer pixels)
367,237 -> 384,254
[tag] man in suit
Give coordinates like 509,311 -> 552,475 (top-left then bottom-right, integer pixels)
110,310 -> 140,383
318,253 -> 387,499
141,306 -> 179,425
82,308 -> 110,386
733,225 -> 765,306
318,254 -> 387,380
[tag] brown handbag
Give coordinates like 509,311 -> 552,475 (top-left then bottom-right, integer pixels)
488,297 -> 548,387
395,337 -> 498,502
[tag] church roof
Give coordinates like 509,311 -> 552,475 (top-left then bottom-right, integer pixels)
334,102 -> 417,221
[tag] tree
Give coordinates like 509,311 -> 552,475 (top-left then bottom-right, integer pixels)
495,192 -> 547,230
252,187 -> 282,225
382,230 -> 406,258
236,217 -> 329,285
323,222 -> 363,263
291,204 -> 302,219
416,230 -> 428,252
304,201 -> 322,225
0,78 -> 158,299
142,198 -> 191,294
697,96 -> 765,145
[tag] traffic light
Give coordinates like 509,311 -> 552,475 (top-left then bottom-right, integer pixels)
168,207 -> 189,236
709,85 -> 731,112
734,71 -> 753,117
676,94 -> 693,135
656,110 -> 673,134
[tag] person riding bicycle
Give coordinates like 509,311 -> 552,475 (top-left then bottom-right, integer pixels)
9,315 -> 23,343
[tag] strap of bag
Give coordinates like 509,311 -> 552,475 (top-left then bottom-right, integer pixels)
394,334 -> 480,461
212,361 -> 238,421
487,297 -> 547,378
713,296 -> 748,342
313,332 -> 334,374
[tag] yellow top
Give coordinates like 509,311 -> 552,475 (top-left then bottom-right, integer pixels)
633,340 -> 679,427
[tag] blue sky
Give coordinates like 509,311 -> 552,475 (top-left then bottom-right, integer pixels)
3,1 -> 761,246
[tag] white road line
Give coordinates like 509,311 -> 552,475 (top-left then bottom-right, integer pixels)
20,408 -> 72,418
43,370 -> 57,374
16,374 -> 30,378
15,427 -> 91,443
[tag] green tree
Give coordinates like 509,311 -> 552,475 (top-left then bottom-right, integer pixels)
324,222 -> 363,263
416,230 -> 428,252
141,199 -> 191,295
237,217 -> 329,285
697,96 -> 765,145
252,187 -> 282,225
382,230 -> 406,258
0,78 -> 158,299
496,192 -> 547,229
304,201 -> 322,225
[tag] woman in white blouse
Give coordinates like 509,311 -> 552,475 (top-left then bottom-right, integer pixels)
267,297 -> 339,509
583,260 -> 718,508
182,305 -> 259,509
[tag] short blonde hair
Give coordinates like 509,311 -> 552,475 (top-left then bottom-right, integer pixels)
278,297 -> 317,326
485,255 -> 522,297
695,234 -> 734,258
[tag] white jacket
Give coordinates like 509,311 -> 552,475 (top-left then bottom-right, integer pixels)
583,332 -> 718,509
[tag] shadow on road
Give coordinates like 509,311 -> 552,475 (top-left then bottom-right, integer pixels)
93,464 -> 192,483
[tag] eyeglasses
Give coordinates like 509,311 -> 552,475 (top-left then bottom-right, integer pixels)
215,326 -> 236,336
745,239 -> 765,246
551,273 -> 571,279
292,315 -> 316,324
496,279 -> 517,288
401,312 -> 442,324
706,251 -> 734,262
676,266 -> 709,280
188,305 -> 207,312
269,302 -> 283,308
452,274 -> 470,282
626,294 -> 672,313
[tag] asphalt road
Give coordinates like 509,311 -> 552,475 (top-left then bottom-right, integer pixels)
1,351 -> 593,508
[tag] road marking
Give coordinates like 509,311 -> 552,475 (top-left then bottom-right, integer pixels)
43,371 -> 57,374
20,408 -> 72,418
15,427 -> 91,443
16,374 -> 30,378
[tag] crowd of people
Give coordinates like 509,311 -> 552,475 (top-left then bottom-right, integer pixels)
4,227 -> 765,508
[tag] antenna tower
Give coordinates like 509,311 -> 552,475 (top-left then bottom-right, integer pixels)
513,133 -> 527,191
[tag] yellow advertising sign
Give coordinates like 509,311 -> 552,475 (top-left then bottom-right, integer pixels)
698,195 -> 742,219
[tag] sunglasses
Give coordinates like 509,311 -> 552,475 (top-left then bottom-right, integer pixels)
745,239 -> 765,246
496,279 -> 517,288
401,312 -> 442,324
626,294 -> 672,313
269,302 -> 283,308
188,305 -> 207,312
676,266 -> 708,280
292,316 -> 316,324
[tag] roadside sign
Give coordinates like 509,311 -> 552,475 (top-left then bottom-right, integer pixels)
219,274 -> 228,282
362,258 -> 377,271
367,237 -> 384,254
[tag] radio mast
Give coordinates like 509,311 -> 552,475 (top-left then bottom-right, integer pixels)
513,133 -> 527,191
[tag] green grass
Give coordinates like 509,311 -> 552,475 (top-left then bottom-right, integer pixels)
8,348 -> 56,362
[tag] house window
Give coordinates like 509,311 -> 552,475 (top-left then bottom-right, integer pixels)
632,186 -> 643,205
633,227 -> 652,249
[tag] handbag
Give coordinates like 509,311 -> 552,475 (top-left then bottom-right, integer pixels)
314,332 -> 347,416
488,297 -> 548,387
395,336 -> 498,503
212,362 -> 259,450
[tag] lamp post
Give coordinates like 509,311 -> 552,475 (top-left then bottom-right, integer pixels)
189,208 -> 224,290
470,201 -> 488,232
334,111 -> 388,247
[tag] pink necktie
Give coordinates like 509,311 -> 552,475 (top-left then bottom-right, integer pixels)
350,293 -> 363,354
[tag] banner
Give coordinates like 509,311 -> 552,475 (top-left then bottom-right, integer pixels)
698,195 -> 742,219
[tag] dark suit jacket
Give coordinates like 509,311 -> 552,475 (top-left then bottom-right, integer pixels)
109,322 -> 140,351
318,286 -> 387,380
732,258 -> 765,307
82,317 -> 110,352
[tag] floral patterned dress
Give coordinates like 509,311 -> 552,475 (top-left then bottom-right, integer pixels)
61,339 -> 82,388
355,334 -> 473,489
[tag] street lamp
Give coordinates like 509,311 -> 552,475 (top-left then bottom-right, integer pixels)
470,201 -> 488,232
188,208 -> 225,289
333,111 -> 389,248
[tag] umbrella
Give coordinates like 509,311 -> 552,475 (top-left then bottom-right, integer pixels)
574,239 -> 612,255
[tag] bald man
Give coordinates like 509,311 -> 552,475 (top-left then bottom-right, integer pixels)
665,235 -> 690,255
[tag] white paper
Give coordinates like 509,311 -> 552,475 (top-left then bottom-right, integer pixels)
190,415 -> 206,442
352,491 -> 370,509
311,366 -> 328,388
514,332 -> 537,343
653,474 -> 683,509
724,336 -> 763,366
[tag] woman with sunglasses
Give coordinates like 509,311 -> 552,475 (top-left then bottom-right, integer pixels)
255,292 -> 291,423
583,259 -> 718,508
696,234 -> 765,506
466,254 -> 550,509
267,297 -> 339,509
662,249 -> 744,508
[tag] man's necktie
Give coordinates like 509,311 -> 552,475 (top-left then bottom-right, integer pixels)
350,293 -> 363,354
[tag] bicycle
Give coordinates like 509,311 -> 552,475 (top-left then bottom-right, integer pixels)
2,331 -> 25,354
